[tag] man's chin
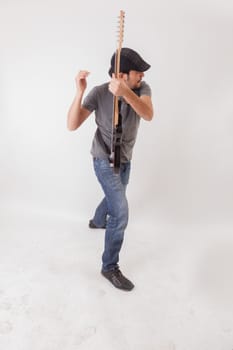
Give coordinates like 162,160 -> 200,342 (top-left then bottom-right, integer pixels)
133,81 -> 141,89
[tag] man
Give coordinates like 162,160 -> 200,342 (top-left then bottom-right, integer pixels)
67,48 -> 154,291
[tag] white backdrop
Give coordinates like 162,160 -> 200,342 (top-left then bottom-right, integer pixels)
1,0 -> 233,231
1,1 -> 233,349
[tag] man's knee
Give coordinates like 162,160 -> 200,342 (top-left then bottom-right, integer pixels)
116,198 -> 129,228
108,197 -> 128,229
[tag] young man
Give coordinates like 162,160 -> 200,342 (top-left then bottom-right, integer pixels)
67,48 -> 154,291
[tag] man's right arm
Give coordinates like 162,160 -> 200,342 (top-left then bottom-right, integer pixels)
67,70 -> 92,131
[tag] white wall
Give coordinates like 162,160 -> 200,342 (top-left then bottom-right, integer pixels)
1,0 -> 233,228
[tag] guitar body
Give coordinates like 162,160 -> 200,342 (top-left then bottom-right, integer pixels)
111,102 -> 122,173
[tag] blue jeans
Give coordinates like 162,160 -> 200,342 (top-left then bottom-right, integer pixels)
92,158 -> 131,272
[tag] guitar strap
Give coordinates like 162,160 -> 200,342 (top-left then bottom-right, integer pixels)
96,128 -> 111,156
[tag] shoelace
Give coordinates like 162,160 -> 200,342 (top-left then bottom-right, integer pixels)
111,269 -> 122,278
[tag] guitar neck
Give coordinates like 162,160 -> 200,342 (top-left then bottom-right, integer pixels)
113,95 -> 119,127
110,10 -> 125,173
113,10 -> 125,127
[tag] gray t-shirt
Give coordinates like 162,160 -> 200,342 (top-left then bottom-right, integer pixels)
82,81 -> 151,163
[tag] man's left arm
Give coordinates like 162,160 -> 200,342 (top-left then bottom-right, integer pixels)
122,89 -> 153,121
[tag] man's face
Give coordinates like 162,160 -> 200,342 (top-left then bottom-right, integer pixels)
125,70 -> 145,89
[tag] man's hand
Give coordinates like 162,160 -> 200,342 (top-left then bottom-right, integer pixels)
75,70 -> 90,94
108,74 -> 129,97
67,70 -> 92,130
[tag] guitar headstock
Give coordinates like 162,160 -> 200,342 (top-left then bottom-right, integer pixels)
117,10 -> 125,49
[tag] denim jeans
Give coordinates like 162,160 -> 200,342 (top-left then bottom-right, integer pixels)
93,158 -> 131,272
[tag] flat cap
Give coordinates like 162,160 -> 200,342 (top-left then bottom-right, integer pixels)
108,47 -> 151,76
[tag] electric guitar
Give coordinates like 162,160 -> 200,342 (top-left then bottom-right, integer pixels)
110,10 -> 125,174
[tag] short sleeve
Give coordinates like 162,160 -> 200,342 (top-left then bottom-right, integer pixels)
140,82 -> 152,97
82,86 -> 98,112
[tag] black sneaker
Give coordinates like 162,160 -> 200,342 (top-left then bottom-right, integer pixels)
101,268 -> 134,291
89,220 -> 106,229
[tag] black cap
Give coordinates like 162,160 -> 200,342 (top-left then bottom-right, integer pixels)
108,47 -> 151,76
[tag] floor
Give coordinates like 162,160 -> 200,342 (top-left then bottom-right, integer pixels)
1,205 -> 233,350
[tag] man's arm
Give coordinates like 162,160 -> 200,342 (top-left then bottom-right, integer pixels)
122,89 -> 153,121
67,70 -> 92,131
108,76 -> 154,121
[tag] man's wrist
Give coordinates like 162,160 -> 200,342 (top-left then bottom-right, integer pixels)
122,87 -> 134,103
76,90 -> 84,99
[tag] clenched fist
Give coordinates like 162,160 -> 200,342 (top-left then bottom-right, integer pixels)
108,73 -> 129,97
75,70 -> 90,94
